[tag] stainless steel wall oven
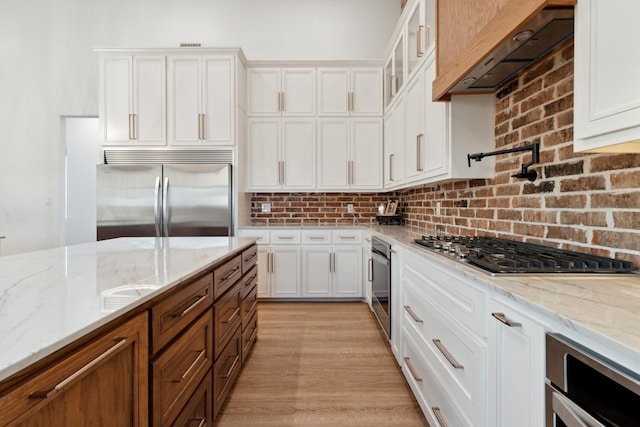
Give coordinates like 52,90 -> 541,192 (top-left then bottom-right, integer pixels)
371,236 -> 391,340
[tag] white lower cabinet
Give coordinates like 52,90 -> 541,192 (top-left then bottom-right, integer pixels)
487,298 -> 546,427
258,245 -> 301,297
302,245 -> 362,297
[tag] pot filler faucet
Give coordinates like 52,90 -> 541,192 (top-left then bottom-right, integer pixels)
467,141 -> 540,181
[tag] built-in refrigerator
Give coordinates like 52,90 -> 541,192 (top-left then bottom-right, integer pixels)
97,164 -> 232,240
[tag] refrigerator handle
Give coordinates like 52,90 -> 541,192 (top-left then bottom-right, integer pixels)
162,176 -> 169,237
154,177 -> 161,237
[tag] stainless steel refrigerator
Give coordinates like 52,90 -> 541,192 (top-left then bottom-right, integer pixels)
97,164 -> 232,240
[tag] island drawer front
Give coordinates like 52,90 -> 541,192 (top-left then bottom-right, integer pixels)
240,265 -> 258,300
151,273 -> 213,354
0,312 -> 149,427
151,311 -> 213,427
172,370 -> 213,427
214,255 -> 242,300
214,284 -> 242,360
241,244 -> 258,274
242,311 -> 258,364
213,326 -> 242,421
242,284 -> 258,330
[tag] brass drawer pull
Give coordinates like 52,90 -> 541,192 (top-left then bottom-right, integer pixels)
245,252 -> 258,262
174,349 -> 206,383
222,307 -> 240,323
191,418 -> 207,427
432,407 -> 447,427
220,266 -> 240,283
404,305 -> 423,323
247,298 -> 258,314
29,338 -> 128,399
220,354 -> 239,379
403,357 -> 423,382
432,339 -> 464,369
175,294 -> 208,318
492,312 -> 522,328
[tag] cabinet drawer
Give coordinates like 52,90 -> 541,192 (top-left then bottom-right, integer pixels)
403,281 -> 486,424
331,229 -> 363,244
213,326 -> 242,420
404,250 -> 486,337
214,284 -> 242,359
242,284 -> 258,330
151,273 -> 213,354
402,327 -> 472,427
242,311 -> 258,364
237,228 -> 270,245
241,244 -> 258,274
301,229 -> 332,244
171,370 -> 213,427
270,229 -> 301,244
240,264 -> 258,300
152,312 -> 213,427
0,312 -> 149,427
213,255 -> 242,300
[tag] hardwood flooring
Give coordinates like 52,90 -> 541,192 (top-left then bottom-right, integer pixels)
216,301 -> 429,427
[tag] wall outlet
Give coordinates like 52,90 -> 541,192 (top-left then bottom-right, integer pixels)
436,202 -> 441,216
347,204 -> 355,213
261,203 -> 271,213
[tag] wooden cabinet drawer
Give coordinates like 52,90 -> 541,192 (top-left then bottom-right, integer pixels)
171,370 -> 213,427
214,255 -> 242,300
213,326 -> 242,420
214,284 -> 242,359
151,273 -> 213,354
152,312 -> 213,427
0,312 -> 149,427
242,311 -> 258,364
241,284 -> 258,330
402,327 -> 472,427
241,244 -> 258,274
240,264 -> 258,300
301,229 -> 332,244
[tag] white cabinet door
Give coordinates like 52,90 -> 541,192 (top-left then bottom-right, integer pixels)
248,68 -> 280,116
405,71 -> 425,182
201,56 -> 234,145
317,68 -> 349,116
257,246 -> 271,298
281,68 -> 315,116
384,110 -> 395,187
333,245 -> 362,297
317,118 -> 350,189
282,118 -> 315,190
247,118 -> 281,190
101,56 -> 132,145
302,245 -> 332,297
574,0 -> 640,152
351,118 -> 383,189
167,56 -> 201,145
351,69 -> 383,116
487,298 -> 546,427
422,58 -> 448,178
132,56 -> 166,145
271,246 -> 301,297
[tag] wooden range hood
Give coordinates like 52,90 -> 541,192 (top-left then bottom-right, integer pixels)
433,0 -> 576,101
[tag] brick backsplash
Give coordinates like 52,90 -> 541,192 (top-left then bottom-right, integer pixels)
250,39 -> 640,266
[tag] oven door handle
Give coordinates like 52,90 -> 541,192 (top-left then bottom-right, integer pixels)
552,389 -> 605,427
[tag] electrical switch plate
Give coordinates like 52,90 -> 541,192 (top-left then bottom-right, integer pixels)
262,203 -> 271,213
436,202 -> 441,215
347,204 -> 354,213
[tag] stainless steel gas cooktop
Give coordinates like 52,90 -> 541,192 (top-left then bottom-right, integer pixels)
413,235 -> 636,275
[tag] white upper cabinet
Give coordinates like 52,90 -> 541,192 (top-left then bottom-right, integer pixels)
247,68 -> 315,116
246,117 -> 315,191
574,0 -> 640,152
406,0 -> 436,79
384,96 -> 406,188
99,55 -> 166,146
404,67 -> 426,182
317,68 -> 382,116
167,55 -> 235,145
317,118 -> 383,191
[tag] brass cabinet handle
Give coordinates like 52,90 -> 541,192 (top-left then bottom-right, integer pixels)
417,133 -> 424,171
492,312 -> 522,328
280,160 -> 285,184
128,114 -> 133,140
191,418 -> 207,427
390,154 -> 395,181
270,252 -> 274,273
403,357 -> 423,382
392,76 -> 398,96
432,407 -> 447,427
174,294 -> 209,318
222,307 -> 240,324
432,339 -> 464,369
220,354 -> 239,379
368,258 -> 373,281
221,266 -> 240,283
348,91 -> 354,112
404,305 -> 423,323
174,349 -> 206,382
417,25 -> 424,57
29,338 -> 128,398
280,92 -> 285,112
426,25 -> 430,49
200,113 -> 205,140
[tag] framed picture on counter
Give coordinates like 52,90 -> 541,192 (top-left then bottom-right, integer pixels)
385,200 -> 398,215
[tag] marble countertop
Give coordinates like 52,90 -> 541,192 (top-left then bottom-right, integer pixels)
0,236 -> 256,382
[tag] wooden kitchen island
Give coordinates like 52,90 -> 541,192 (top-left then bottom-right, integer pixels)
0,236 -> 258,426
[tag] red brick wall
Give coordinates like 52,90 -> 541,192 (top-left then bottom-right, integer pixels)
250,40 -> 640,265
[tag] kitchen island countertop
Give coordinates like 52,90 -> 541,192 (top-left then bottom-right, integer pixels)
0,236 -> 256,382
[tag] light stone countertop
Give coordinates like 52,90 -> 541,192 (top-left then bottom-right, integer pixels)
0,236 -> 256,382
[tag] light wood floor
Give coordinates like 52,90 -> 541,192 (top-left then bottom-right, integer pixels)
216,301 -> 429,427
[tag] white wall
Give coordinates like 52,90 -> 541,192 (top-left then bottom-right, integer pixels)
0,0 -> 399,255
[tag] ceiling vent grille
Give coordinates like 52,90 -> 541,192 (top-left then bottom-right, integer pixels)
103,149 -> 233,165
180,43 -> 202,47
